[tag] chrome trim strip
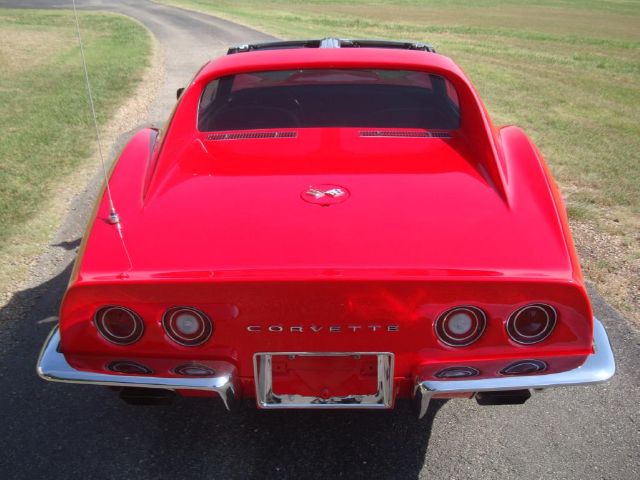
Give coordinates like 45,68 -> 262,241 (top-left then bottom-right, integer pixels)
253,352 -> 394,409
36,326 -> 238,410
414,318 -> 615,418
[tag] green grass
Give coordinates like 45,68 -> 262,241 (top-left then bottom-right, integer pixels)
159,0 -> 640,217
0,9 -> 151,248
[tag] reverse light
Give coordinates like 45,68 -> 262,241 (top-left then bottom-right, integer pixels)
435,306 -> 486,347
435,366 -> 480,379
507,304 -> 556,344
500,360 -> 547,375
163,307 -> 213,346
107,360 -> 153,375
173,363 -> 216,376
95,306 -> 144,345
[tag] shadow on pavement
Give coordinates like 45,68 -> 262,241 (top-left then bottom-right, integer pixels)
51,238 -> 82,251
0,258 -> 442,480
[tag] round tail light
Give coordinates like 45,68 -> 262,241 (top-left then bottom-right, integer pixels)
435,306 -> 486,347
507,304 -> 556,344
500,360 -> 547,375
435,366 -> 480,379
95,306 -> 144,345
163,307 -> 212,346
107,360 -> 153,375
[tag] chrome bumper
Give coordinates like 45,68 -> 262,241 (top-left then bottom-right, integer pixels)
414,318 -> 616,418
37,318 -> 615,417
36,326 -> 238,410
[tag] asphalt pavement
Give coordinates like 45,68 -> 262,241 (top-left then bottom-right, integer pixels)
0,1 -> 638,479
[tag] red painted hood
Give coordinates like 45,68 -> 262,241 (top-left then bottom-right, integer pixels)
78,127 -> 574,282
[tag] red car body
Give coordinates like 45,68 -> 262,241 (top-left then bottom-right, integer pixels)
38,39 -> 614,415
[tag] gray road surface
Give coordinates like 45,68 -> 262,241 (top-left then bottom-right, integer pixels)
0,1 -> 638,479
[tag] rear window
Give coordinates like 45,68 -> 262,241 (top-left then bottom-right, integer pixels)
198,69 -> 460,132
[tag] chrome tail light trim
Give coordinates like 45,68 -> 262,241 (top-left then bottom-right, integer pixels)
413,318 -> 615,418
36,326 -> 238,410
253,352 -> 394,410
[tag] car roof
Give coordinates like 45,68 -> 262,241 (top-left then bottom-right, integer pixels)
226,38 -> 437,55
195,40 -> 465,85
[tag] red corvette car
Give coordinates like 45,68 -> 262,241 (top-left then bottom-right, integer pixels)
37,39 -> 615,416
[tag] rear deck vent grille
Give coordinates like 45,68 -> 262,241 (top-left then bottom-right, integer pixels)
207,131 -> 297,141
360,130 -> 452,138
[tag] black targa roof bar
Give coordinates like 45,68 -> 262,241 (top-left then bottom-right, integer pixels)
227,38 -> 436,55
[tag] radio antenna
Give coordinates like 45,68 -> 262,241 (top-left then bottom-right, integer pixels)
71,0 -> 132,271
71,0 -> 119,225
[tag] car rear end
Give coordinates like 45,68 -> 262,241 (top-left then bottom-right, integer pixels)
38,276 -> 613,415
